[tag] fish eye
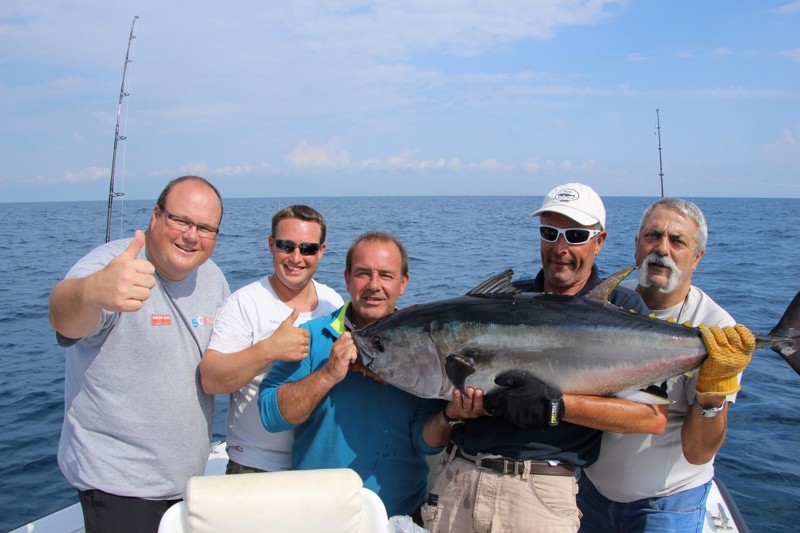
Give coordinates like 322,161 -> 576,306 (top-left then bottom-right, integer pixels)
370,336 -> 385,353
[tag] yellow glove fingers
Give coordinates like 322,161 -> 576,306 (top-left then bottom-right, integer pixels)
733,324 -> 756,353
696,324 -> 754,396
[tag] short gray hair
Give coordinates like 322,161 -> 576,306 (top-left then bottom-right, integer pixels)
638,197 -> 708,253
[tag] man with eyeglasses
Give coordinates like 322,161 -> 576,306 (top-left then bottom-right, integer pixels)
200,205 -> 343,475
49,176 -> 229,532
259,231 -> 484,522
578,198 -> 754,533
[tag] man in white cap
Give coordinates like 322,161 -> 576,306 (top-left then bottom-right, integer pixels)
423,183 -> 663,533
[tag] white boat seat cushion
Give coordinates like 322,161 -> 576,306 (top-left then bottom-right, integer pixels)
180,468 -> 385,533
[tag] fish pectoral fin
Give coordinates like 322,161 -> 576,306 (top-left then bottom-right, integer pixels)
614,388 -> 673,405
445,353 -> 477,393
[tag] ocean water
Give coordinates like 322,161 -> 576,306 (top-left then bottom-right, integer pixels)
1,196 -> 798,531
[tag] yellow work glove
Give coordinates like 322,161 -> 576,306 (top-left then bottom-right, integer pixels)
697,324 -> 755,396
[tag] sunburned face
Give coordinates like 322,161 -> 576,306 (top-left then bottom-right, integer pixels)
345,239 -> 409,329
539,212 -> 606,295
635,206 -> 703,297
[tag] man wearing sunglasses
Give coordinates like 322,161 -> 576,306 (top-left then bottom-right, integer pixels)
424,182 -> 672,533
578,198 -> 754,533
49,176 -> 230,532
200,205 -> 343,476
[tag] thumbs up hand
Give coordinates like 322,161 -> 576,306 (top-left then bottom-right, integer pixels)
90,230 -> 156,312
263,308 -> 311,363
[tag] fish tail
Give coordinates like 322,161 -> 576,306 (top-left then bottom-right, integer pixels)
760,289 -> 800,375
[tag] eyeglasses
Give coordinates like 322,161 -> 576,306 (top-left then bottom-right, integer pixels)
160,206 -> 220,239
539,225 -> 601,245
274,238 -> 321,256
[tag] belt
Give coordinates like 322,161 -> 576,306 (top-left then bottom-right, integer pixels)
447,444 -> 575,477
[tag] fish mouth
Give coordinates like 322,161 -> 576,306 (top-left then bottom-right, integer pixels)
352,334 -> 376,368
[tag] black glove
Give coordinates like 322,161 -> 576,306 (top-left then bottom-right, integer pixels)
484,370 -> 564,428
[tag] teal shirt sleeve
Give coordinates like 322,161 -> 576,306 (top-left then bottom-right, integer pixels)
258,314 -> 343,433
258,324 -> 317,433
258,359 -> 296,433
411,397 -> 449,455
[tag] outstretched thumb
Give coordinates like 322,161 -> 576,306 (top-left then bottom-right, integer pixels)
121,230 -> 146,259
282,307 -> 301,327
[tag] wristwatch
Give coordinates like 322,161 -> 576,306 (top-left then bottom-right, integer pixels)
442,409 -> 464,427
692,399 -> 726,418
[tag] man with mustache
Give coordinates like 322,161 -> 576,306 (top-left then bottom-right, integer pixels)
578,197 -> 755,532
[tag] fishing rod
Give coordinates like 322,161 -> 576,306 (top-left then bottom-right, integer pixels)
105,16 -> 139,243
656,108 -> 664,198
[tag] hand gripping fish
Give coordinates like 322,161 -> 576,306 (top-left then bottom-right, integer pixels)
352,268 -> 800,400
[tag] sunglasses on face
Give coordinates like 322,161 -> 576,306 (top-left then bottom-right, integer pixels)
274,238 -> 321,256
539,225 -> 601,245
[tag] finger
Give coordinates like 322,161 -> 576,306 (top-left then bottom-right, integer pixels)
121,230 -> 146,259
282,308 -> 301,326
734,324 -> 756,351
134,259 -> 156,278
131,268 -> 156,288
721,326 -> 742,349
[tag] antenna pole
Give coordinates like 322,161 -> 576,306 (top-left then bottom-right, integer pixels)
105,16 -> 139,243
656,108 -> 664,198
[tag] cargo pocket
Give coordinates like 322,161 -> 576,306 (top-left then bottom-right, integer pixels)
420,493 -> 441,530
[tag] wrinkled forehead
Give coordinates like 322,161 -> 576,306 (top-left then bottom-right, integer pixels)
641,206 -> 698,236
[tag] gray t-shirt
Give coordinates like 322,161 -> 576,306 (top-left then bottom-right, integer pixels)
57,237 -> 230,499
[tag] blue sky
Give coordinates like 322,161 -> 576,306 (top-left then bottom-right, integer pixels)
1,1 -> 799,203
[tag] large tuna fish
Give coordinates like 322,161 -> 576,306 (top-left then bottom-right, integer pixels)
352,269 -> 800,400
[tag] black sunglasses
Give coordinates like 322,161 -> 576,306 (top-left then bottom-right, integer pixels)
274,238 -> 321,256
539,225 -> 600,245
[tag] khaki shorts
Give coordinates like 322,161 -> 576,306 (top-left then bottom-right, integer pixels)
422,448 -> 580,533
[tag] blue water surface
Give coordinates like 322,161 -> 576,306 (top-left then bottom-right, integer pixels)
1,196 -> 798,531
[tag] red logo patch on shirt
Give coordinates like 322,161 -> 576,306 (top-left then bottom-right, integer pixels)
151,314 -> 172,326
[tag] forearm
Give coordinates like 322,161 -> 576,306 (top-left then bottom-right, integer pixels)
200,346 -> 273,394
48,278 -> 103,340
277,369 -> 338,425
681,394 -> 728,464
562,395 -> 668,434
422,408 -> 455,448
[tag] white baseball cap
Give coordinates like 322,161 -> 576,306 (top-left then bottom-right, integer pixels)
531,182 -> 606,229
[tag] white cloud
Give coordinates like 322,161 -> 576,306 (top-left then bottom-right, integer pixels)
769,1 -> 800,14
53,166 -> 110,184
624,52 -> 649,62
285,141 -> 350,168
779,48 -> 800,61
764,126 -> 799,153
179,162 -> 210,175
711,48 -> 732,57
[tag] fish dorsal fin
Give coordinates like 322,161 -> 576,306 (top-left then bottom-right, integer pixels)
584,267 -> 635,304
466,269 -> 520,297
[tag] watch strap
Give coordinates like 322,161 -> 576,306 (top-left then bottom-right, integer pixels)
442,409 -> 464,427
693,398 -> 725,418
